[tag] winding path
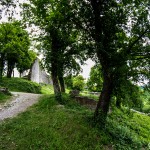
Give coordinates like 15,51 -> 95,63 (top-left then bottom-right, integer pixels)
0,92 -> 41,121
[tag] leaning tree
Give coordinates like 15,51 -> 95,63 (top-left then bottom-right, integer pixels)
67,0 -> 150,124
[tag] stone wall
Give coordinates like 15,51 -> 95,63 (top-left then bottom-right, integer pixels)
75,96 -> 97,110
30,58 -> 52,84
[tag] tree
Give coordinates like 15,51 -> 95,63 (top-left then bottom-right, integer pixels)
0,0 -> 24,24
114,80 -> 143,110
0,21 -> 30,79
67,0 -> 150,124
87,65 -> 103,92
16,50 -> 37,77
22,0 -> 85,97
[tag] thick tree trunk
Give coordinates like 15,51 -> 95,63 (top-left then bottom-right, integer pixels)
58,75 -> 65,93
51,61 -> 61,96
94,71 -> 113,125
52,74 -> 61,94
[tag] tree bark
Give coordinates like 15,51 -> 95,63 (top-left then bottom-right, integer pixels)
7,61 -> 15,78
0,57 -> 4,81
51,61 -> 61,96
94,69 -> 113,125
58,75 -> 65,93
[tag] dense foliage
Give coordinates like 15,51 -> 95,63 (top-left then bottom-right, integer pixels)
72,75 -> 85,91
87,65 -> 103,92
0,21 -> 34,79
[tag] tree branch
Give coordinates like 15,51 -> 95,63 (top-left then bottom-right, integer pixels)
127,28 -> 149,53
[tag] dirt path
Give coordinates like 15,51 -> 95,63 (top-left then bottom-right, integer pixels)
0,92 -> 41,121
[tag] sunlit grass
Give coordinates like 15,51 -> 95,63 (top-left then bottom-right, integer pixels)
41,84 -> 54,94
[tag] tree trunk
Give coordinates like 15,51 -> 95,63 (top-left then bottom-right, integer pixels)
7,61 -> 15,78
58,75 -> 65,93
94,71 -> 113,126
51,61 -> 61,96
0,57 -> 4,81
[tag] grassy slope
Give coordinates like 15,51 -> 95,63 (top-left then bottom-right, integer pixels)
41,84 -> 54,94
0,93 -> 11,104
0,94 -> 150,150
0,77 -> 41,94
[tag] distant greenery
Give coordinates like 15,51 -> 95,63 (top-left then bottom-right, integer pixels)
0,94 -> 149,149
87,65 -> 103,92
72,75 -> 85,91
0,77 -> 41,94
65,75 -> 85,91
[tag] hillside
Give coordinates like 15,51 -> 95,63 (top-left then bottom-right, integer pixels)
0,77 -> 41,94
0,94 -> 150,150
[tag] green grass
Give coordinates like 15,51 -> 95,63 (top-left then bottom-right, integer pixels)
0,92 -> 11,104
41,84 -> 54,94
106,109 -> 150,149
0,77 -> 41,94
0,94 -> 150,150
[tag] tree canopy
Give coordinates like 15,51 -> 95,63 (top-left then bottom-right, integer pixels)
0,21 -> 31,79
22,0 -> 87,97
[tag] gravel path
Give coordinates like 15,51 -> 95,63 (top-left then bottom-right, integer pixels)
0,92 -> 41,121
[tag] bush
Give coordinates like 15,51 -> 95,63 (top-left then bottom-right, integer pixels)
72,75 -> 85,91
0,77 -> 41,94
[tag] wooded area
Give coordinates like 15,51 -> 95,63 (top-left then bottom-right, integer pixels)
0,0 -> 149,127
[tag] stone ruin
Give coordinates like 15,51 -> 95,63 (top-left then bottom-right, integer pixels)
69,89 -> 97,110
75,96 -> 97,110
13,58 -> 52,85
29,58 -> 52,84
